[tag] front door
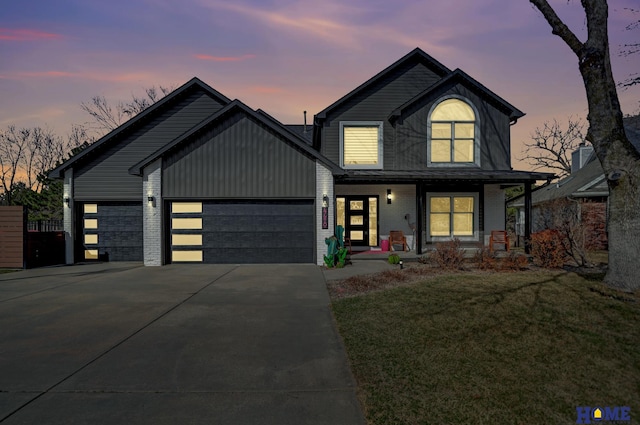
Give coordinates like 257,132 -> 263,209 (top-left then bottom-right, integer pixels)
340,196 -> 378,247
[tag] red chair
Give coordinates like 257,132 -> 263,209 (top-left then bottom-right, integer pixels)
489,230 -> 510,253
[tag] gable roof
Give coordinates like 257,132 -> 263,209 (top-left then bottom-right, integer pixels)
530,159 -> 607,204
389,69 -> 525,123
314,47 -> 451,121
49,77 -> 231,179
511,117 -> 640,207
128,100 -> 344,176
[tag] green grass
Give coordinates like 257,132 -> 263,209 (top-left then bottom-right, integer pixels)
332,271 -> 640,425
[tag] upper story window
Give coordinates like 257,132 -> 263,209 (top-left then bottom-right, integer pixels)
428,98 -> 479,167
340,121 -> 383,169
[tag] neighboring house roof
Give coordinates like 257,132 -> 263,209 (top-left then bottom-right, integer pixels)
511,116 -> 640,207
129,100 -> 344,176
338,169 -> 552,183
389,69 -> 525,123
624,114 -> 640,152
314,47 -> 451,121
529,159 -> 608,205
49,77 -> 231,179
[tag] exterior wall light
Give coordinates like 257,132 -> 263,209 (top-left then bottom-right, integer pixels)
322,194 -> 329,208
387,189 -> 392,204
147,196 -> 156,207
64,197 -> 70,205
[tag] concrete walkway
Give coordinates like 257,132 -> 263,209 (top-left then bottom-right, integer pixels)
0,263 -> 365,425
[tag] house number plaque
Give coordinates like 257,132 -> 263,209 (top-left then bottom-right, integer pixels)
322,207 -> 328,229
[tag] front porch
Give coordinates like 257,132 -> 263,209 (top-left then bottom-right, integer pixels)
333,172 -> 548,256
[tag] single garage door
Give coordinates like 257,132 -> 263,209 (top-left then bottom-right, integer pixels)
170,200 -> 314,264
81,202 -> 143,261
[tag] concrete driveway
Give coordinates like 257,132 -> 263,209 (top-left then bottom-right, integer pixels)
0,263 -> 365,425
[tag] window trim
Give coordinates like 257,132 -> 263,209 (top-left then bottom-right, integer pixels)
339,121 -> 384,170
426,192 -> 480,242
427,96 -> 480,168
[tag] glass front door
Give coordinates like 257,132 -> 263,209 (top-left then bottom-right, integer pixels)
337,196 -> 378,247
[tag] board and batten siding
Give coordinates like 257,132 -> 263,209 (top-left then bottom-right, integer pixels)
321,61 -> 442,166
73,90 -> 226,201
163,112 -> 316,199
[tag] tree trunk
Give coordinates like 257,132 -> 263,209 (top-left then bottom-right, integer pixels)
530,0 -> 640,290
577,11 -> 640,291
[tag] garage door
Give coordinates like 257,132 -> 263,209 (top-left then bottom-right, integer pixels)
81,202 -> 143,261
170,201 -> 314,264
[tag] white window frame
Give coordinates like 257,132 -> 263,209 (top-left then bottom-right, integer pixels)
426,192 -> 480,242
427,96 -> 481,168
339,121 -> 384,170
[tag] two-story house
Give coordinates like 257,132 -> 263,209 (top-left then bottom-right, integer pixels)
50,48 -> 551,265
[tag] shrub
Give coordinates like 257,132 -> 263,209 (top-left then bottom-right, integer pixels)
474,246 -> 497,270
531,230 -> 566,268
388,254 -> 401,264
500,251 -> 530,271
429,238 -> 465,270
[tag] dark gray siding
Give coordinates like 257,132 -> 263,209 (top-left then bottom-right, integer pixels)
163,112 -> 316,198
321,61 -> 442,164
83,202 -> 142,261
74,90 -> 226,201
320,62 -> 513,171
396,84 -> 512,170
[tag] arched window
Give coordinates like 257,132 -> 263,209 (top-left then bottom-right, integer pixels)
429,98 -> 478,165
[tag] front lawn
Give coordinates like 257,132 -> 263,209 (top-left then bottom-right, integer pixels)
331,270 -> 640,424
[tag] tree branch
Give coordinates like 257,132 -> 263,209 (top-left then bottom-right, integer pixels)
529,0 -> 585,56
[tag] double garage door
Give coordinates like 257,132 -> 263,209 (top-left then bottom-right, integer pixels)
169,200 -> 314,264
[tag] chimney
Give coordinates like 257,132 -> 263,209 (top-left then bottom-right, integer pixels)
571,143 -> 594,173
303,111 -> 307,133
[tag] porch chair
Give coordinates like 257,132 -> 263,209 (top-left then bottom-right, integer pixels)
389,230 -> 409,252
489,230 -> 510,253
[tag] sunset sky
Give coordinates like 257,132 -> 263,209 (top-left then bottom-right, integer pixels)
1,0 -> 638,170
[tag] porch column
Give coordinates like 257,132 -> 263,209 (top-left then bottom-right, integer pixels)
416,182 -> 424,255
524,182 -> 532,254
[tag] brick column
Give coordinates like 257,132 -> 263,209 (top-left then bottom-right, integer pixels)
316,162 -> 334,265
63,169 -> 74,264
143,159 -> 162,266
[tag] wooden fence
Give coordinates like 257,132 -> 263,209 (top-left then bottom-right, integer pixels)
0,206 -> 26,268
0,206 -> 66,268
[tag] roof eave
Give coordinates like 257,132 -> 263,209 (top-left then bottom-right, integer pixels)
316,48 -> 451,120
49,77 -> 231,179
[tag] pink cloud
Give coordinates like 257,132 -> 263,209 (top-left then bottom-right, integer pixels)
0,28 -> 64,41
194,54 -> 256,62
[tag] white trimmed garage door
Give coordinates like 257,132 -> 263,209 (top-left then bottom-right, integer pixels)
170,200 -> 314,264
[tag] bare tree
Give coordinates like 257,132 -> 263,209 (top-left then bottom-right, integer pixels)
67,124 -> 95,157
0,125 -> 73,204
521,117 -> 586,178
81,85 -> 174,134
0,126 -> 27,205
530,0 -> 640,290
